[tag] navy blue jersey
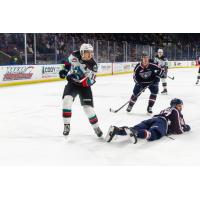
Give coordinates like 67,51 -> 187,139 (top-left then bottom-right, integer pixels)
133,62 -> 164,85
154,107 -> 186,134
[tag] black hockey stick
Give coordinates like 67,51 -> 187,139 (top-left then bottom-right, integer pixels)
109,85 -> 149,113
168,75 -> 174,80
166,135 -> 175,140
109,101 -> 129,113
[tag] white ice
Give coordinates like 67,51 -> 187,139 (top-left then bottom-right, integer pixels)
0,68 -> 200,165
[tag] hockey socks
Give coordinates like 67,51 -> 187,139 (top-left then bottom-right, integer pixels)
63,109 -> 72,117
83,106 -> 99,128
89,115 -> 98,126
83,105 -> 103,137
161,78 -> 167,89
127,95 -> 138,112
63,95 -> 73,124
147,94 -> 157,113
133,129 -> 151,140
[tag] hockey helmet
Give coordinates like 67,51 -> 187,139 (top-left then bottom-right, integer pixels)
80,43 -> 93,54
170,98 -> 183,107
158,49 -> 164,57
141,51 -> 149,57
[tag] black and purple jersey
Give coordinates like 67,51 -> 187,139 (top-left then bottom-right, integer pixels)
133,62 -> 164,86
154,107 -> 186,134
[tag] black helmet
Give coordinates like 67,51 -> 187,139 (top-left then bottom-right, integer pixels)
170,98 -> 183,107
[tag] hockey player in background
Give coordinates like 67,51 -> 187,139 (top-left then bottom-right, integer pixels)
195,56 -> 200,85
126,52 -> 164,114
106,98 -> 191,143
154,49 -> 168,94
59,43 -> 103,137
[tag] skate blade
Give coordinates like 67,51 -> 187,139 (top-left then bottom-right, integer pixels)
105,126 -> 115,142
124,128 -> 137,144
63,134 -> 70,141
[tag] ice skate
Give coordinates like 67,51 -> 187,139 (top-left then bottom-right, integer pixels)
126,103 -> 133,112
105,126 -> 120,142
147,106 -> 153,115
124,128 -> 138,144
63,124 -> 70,136
161,88 -> 168,95
94,127 -> 103,137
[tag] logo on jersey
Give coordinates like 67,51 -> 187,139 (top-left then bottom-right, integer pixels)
72,58 -> 78,62
93,65 -> 98,72
139,71 -> 152,79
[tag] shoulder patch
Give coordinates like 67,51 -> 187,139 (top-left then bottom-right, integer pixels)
72,57 -> 78,62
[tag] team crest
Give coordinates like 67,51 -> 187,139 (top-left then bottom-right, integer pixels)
139,71 -> 152,79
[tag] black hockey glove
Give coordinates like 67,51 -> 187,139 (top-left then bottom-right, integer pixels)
59,69 -> 68,79
182,124 -> 191,132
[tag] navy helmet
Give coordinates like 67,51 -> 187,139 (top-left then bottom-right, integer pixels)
170,98 -> 183,107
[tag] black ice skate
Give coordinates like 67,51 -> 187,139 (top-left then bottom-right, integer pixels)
147,106 -> 153,115
126,102 -> 134,112
106,125 -> 121,142
124,128 -> 138,144
196,79 -> 199,85
106,126 -> 118,142
94,127 -> 103,137
63,124 -> 70,136
161,88 -> 168,95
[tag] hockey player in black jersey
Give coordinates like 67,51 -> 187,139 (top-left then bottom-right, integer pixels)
154,49 -> 168,94
59,43 -> 103,137
126,52 -> 164,114
106,98 -> 191,143
195,56 -> 200,85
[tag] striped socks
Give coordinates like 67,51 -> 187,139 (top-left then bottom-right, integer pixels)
63,109 -> 72,124
148,94 -> 157,108
89,115 -> 98,128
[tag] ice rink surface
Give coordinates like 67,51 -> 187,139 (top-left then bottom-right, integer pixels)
0,68 -> 200,165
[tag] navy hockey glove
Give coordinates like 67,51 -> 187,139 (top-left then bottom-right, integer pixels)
59,69 -> 68,79
183,124 -> 191,132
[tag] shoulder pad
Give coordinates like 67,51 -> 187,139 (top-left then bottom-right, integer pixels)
72,50 -> 81,59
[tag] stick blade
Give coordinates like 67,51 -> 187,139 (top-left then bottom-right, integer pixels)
109,108 -> 117,113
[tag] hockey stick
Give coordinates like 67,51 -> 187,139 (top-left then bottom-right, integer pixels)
109,85 -> 149,113
167,75 -> 174,80
109,101 -> 129,113
166,135 -> 175,140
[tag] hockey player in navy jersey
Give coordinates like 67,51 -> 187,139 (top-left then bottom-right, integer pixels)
126,52 -> 164,114
154,49 -> 168,94
59,44 -> 103,137
106,98 -> 191,143
195,56 -> 200,85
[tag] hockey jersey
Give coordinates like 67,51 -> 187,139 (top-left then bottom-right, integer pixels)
154,107 -> 186,134
133,62 -> 164,85
196,56 -> 200,66
62,51 -> 98,87
153,55 -> 168,68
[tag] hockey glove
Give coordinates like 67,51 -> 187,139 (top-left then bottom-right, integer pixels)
81,77 -> 96,87
183,124 -> 191,132
59,69 -> 68,79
